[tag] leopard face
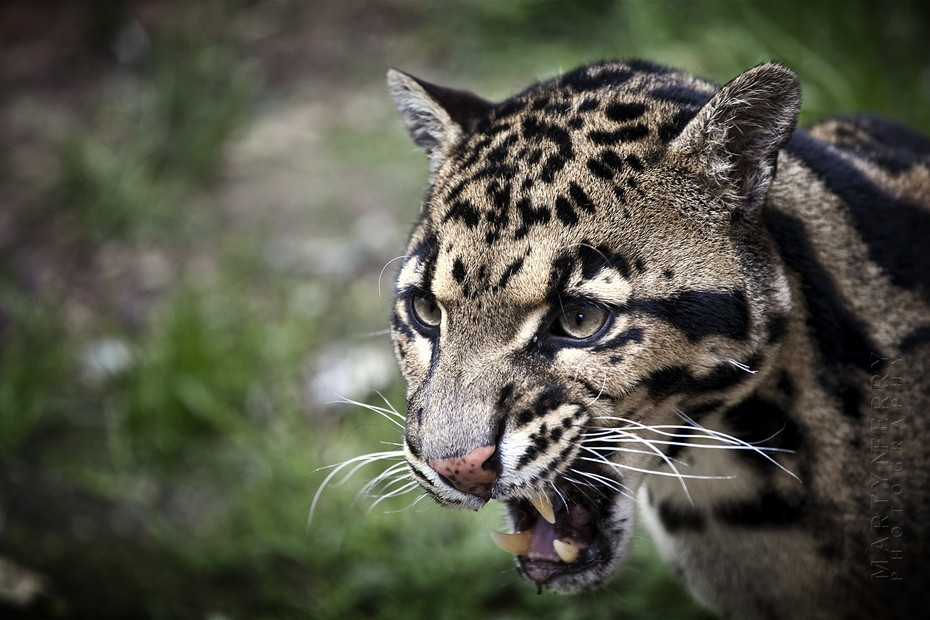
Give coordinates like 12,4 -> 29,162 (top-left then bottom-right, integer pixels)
388,61 -> 800,591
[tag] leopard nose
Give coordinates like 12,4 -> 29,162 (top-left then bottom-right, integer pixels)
427,445 -> 498,500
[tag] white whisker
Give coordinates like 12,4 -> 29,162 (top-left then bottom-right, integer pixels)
375,491 -> 431,515
355,328 -> 393,338
376,390 -> 406,419
379,255 -> 409,308
584,411 -> 800,485
578,454 -> 733,481
309,448 -> 406,531
723,356 -> 758,374
674,409 -> 800,481
367,480 -> 422,513
567,468 -> 636,501
359,461 -> 410,497
592,436 -> 792,453
309,389 -> 421,531
326,395 -> 405,430
585,370 -> 608,407
582,423 -> 699,499
549,479 -> 571,508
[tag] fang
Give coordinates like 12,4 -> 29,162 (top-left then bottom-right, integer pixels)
530,495 -> 556,524
553,539 -> 579,564
491,530 -> 532,556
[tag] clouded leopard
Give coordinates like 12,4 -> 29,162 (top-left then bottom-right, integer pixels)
384,60 -> 930,618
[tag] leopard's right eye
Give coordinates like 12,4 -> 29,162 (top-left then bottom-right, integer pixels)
409,294 -> 442,330
550,302 -> 610,342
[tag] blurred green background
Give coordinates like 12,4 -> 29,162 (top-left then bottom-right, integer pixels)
1,1 -> 928,618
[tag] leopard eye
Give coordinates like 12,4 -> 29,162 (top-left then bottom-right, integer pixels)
555,304 -> 608,339
410,293 -> 442,329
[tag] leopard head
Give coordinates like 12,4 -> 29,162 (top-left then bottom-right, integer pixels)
387,61 -> 800,591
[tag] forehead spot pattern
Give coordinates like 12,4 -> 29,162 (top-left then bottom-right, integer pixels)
414,63 -> 721,308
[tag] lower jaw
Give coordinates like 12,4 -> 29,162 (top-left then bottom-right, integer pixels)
500,495 -> 612,591
518,556 -> 602,590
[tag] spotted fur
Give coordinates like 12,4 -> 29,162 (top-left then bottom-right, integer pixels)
386,60 -> 930,618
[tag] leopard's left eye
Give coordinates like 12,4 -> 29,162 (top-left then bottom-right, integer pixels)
554,304 -> 608,339
410,293 -> 442,329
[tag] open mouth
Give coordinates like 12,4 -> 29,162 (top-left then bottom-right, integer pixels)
491,485 -> 614,589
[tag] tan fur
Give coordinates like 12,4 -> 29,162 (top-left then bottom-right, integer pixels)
387,61 -> 930,618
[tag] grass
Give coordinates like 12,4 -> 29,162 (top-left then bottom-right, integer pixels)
1,0 -> 928,618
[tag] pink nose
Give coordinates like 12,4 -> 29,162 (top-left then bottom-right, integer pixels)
427,444 -> 498,500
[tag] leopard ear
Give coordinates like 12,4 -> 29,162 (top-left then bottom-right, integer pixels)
670,63 -> 801,210
387,69 -> 493,173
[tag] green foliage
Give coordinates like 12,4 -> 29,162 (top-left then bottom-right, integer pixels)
51,12 -> 254,243
144,29 -> 255,183
108,289 -> 260,463
0,290 -> 73,456
419,0 -> 929,131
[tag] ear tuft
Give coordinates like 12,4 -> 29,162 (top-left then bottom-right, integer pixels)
387,69 -> 493,173
671,63 -> 801,209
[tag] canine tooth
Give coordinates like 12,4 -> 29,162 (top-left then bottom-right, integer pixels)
530,495 -> 556,524
553,539 -> 579,564
490,530 -> 532,556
